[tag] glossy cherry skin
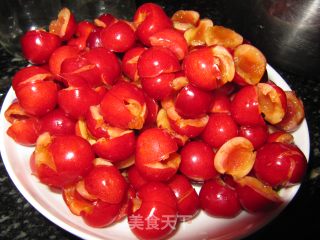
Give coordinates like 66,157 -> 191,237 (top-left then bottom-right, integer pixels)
84,165 -> 128,204
93,131 -> 136,162
122,47 -> 146,81
49,7 -> 77,41
239,124 -> 269,149
68,21 -> 95,50
210,91 -> 232,114
135,128 -> 180,181
199,178 -> 241,218
183,47 -> 221,90
180,141 -> 218,181
235,177 -> 282,213
127,165 -> 148,190
40,108 -> 76,135
81,200 -> 122,228
82,47 -> 121,86
48,45 -> 80,76
137,46 -> 181,78
21,30 -> 61,64
143,94 -> 159,129
100,82 -> 146,129
201,113 -> 238,149
175,84 -> 212,118
128,182 -> 178,240
12,65 -> 53,91
231,85 -> 265,126
133,2 -> 172,46
86,27 -> 103,49
253,142 -> 307,187
149,28 -> 188,60
16,81 -> 58,117
58,85 -> 101,119
7,117 -> 41,146
101,21 -> 136,52
141,73 -> 176,100
33,134 -> 94,188
167,174 -> 200,220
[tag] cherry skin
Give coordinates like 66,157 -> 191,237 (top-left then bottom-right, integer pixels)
175,84 -> 213,119
201,113 -> 238,149
21,30 -> 61,64
199,178 -> 241,218
180,141 -> 218,181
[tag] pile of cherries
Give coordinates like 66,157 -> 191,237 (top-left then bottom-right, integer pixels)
4,3 -> 307,240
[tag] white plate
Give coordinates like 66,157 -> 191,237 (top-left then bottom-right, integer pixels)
0,65 -> 310,240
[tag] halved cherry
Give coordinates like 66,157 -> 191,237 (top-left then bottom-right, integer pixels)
167,174 -> 200,221
267,131 -> 294,144
276,91 -> 305,132
68,21 -> 95,50
141,73 -> 176,100
235,176 -> 282,213
137,46 -> 181,78
5,102 -> 41,145
128,182 -> 178,240
253,142 -> 307,187
162,98 -> 209,138
33,133 -> 94,188
94,13 -> 117,28
231,85 -> 265,126
184,19 -> 213,46
214,136 -> 256,178
149,28 -> 188,60
16,80 -> 58,117
58,81 -> 101,119
49,7 -> 77,41
171,10 -> 200,32
122,47 -> 146,81
100,82 -> 147,129
233,44 -> 267,86
156,108 -> 189,146
84,164 -> 128,204
12,66 -> 53,91
48,45 -> 80,76
257,82 -> 287,125
133,2 -> 172,46
210,45 -> 235,87
135,128 -> 180,181
183,47 -> 221,90
7,117 -> 40,146
205,25 -> 243,49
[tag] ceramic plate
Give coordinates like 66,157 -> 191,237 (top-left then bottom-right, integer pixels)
0,65 -> 310,240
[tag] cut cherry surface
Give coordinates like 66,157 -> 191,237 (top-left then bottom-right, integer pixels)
214,137 -> 256,178
233,44 -> 267,86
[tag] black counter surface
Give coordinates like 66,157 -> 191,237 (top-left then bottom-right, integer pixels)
1,1 -> 319,239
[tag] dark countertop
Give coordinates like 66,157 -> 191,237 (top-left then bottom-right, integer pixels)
1,1 -> 320,239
